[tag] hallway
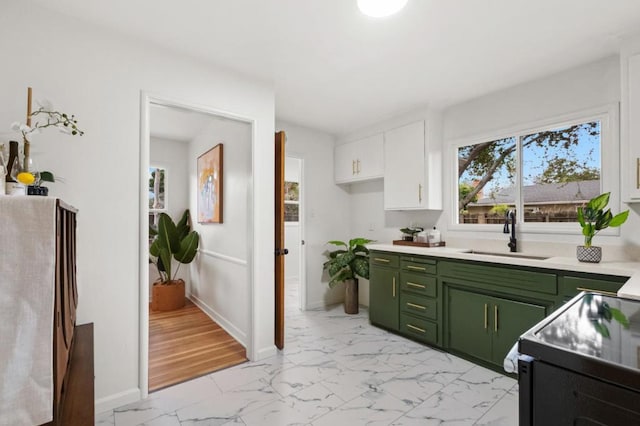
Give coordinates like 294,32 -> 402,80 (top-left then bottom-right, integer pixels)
148,300 -> 247,392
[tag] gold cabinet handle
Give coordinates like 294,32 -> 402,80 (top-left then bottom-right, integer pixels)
494,305 -> 498,332
374,258 -> 390,263
484,303 -> 488,330
407,265 -> 426,272
636,158 -> 639,189
418,183 -> 423,203
407,282 -> 426,289
576,287 -> 618,297
407,302 -> 426,310
407,324 -> 426,334
392,277 -> 396,298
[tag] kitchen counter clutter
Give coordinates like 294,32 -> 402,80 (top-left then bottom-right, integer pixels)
367,242 -> 640,373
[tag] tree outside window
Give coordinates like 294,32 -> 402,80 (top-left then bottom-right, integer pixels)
458,120 -> 601,224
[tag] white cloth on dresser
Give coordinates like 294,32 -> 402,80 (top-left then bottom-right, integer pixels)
0,197 -> 57,425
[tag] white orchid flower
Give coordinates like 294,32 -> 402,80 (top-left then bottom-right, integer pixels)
10,122 -> 21,132
20,124 -> 33,133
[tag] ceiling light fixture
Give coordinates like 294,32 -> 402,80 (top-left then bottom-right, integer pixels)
357,0 -> 408,18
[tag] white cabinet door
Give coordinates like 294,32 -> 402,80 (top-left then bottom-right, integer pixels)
334,134 -> 384,183
334,142 -> 358,183
384,121 -> 425,210
623,53 -> 640,202
354,134 -> 384,180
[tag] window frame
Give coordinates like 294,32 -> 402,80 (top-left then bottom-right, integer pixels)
283,180 -> 300,223
149,164 -> 168,215
448,104 -> 620,236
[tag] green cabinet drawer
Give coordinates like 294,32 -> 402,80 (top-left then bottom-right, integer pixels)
400,272 -> 437,297
559,275 -> 626,298
439,260 -> 557,295
401,259 -> 437,275
371,252 -> 399,268
400,314 -> 437,345
400,292 -> 437,320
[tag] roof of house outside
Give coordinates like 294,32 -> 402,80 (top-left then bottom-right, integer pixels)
469,180 -> 600,206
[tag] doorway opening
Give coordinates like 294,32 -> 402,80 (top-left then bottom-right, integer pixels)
139,94 -> 254,397
284,156 -> 305,313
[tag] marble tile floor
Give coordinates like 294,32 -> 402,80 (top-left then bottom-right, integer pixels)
98,280 -> 518,425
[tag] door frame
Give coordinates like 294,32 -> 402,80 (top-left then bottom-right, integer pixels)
139,91 -> 256,399
285,153 -> 307,311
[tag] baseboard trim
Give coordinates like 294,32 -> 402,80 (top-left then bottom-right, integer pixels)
255,345 -> 278,360
95,388 -> 140,414
188,294 -> 247,347
305,300 -> 326,310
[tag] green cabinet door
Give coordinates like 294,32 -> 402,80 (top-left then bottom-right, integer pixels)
369,266 -> 399,330
490,296 -> 546,366
448,287 -> 492,363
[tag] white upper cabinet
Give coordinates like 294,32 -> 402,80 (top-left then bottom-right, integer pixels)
384,121 -> 426,210
622,51 -> 640,202
334,133 -> 384,183
383,119 -> 442,210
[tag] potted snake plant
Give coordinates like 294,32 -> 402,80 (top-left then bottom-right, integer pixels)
149,210 -> 200,311
323,238 -> 374,314
576,192 -> 628,263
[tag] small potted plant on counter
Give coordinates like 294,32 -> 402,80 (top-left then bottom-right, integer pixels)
576,192 -> 629,263
149,210 -> 200,310
323,237 -> 375,314
400,226 -> 423,241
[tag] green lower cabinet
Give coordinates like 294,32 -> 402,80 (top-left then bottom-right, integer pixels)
447,287 -> 547,368
400,313 -> 437,345
369,266 -> 399,330
490,296 -> 546,365
558,275 -> 626,303
448,288 -> 492,363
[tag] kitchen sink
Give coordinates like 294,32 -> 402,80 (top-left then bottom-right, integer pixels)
466,250 -> 550,261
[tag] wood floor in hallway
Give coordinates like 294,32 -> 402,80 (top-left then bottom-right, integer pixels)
149,299 -> 247,392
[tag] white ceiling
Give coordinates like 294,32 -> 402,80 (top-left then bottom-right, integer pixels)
31,0 -> 640,135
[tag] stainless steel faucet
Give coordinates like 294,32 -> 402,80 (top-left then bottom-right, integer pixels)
503,210 -> 517,252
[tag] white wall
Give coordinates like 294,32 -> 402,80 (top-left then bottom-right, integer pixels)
284,157 -> 301,282
0,1 -> 275,412
440,55 -> 640,259
149,136 -> 190,293
188,118 -> 251,344
277,121 -> 350,309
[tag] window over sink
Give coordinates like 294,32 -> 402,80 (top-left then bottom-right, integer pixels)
453,104 -> 619,233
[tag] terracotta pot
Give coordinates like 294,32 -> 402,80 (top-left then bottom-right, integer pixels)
344,279 -> 359,314
577,245 -> 602,263
151,279 -> 186,311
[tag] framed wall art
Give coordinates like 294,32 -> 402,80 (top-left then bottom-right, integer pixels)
197,143 -> 223,223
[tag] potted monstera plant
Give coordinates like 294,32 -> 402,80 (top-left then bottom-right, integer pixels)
149,210 -> 200,311
323,238 -> 374,314
576,192 -> 629,263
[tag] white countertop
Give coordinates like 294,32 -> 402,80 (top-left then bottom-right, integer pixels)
367,243 -> 640,300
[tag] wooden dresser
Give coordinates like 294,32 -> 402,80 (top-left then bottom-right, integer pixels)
0,198 -> 94,425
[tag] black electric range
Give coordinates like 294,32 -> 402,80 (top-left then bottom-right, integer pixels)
518,292 -> 640,426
